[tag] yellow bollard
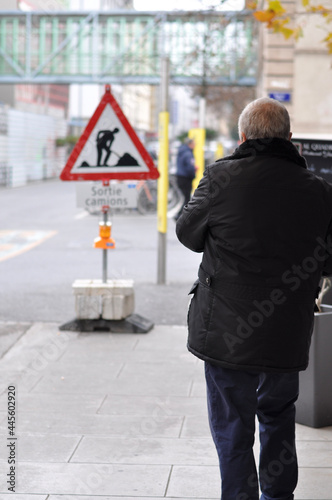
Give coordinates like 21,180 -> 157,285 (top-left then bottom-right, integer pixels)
215,142 -> 224,161
189,128 -> 206,192
157,111 -> 169,235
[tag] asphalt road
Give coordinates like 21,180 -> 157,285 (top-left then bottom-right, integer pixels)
0,179 -> 201,325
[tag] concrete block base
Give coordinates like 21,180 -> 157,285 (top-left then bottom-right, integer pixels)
72,279 -> 135,321
59,314 -> 154,333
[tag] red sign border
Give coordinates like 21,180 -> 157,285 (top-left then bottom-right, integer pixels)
60,85 -> 159,181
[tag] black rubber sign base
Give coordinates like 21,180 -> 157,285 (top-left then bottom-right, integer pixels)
59,313 -> 154,334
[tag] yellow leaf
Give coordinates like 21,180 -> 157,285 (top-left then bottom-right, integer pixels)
280,16 -> 291,26
268,0 -> 286,14
254,10 -> 276,22
323,32 -> 332,42
279,26 -> 295,38
302,0 -> 310,7
270,17 -> 293,37
247,0 -> 258,9
271,17 -> 290,29
293,26 -> 304,40
309,5 -> 329,13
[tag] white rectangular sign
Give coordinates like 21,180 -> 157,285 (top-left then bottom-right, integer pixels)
76,181 -> 138,210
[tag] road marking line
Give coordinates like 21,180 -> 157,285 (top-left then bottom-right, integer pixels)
74,211 -> 89,220
0,230 -> 57,263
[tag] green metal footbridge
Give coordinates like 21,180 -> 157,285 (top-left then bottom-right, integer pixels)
0,10 -> 258,86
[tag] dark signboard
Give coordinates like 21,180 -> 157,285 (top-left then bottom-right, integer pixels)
292,138 -> 332,184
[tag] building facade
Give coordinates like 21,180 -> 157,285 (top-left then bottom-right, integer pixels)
0,0 -> 70,186
257,0 -> 332,135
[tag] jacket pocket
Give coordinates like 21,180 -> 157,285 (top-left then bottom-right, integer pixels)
187,281 -> 215,353
187,279 -> 199,325
188,279 -> 199,295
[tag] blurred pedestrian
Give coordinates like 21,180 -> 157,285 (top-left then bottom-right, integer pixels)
176,97 -> 332,500
174,137 -> 196,220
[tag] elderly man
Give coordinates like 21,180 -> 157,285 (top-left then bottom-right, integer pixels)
176,97 -> 332,500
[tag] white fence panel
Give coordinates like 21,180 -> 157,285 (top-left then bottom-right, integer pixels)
7,110 -> 57,187
0,105 -> 9,186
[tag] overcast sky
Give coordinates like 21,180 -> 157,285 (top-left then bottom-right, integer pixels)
133,0 -> 245,10
64,0 -> 244,11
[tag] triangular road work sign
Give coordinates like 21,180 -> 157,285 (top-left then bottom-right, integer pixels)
60,85 -> 159,181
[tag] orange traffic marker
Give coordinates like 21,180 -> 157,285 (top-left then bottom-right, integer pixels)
94,221 -> 116,250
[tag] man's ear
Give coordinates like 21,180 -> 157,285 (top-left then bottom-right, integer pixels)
289,132 -> 292,141
240,132 -> 247,143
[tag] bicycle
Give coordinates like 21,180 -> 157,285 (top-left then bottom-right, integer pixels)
136,174 -> 183,215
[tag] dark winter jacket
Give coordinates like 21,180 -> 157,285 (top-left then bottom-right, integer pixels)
176,144 -> 196,179
176,138 -> 332,373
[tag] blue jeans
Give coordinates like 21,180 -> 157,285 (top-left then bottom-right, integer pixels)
205,362 -> 299,500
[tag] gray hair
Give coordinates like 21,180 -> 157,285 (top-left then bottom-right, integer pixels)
184,137 -> 194,146
238,97 -> 291,141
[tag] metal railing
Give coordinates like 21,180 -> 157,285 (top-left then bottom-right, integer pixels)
0,10 -> 258,85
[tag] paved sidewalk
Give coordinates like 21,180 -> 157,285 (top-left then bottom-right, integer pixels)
0,321 -> 332,499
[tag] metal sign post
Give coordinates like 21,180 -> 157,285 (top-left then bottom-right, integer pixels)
93,204 -> 115,283
102,209 -> 110,283
157,57 -> 170,285
93,179 -> 116,283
